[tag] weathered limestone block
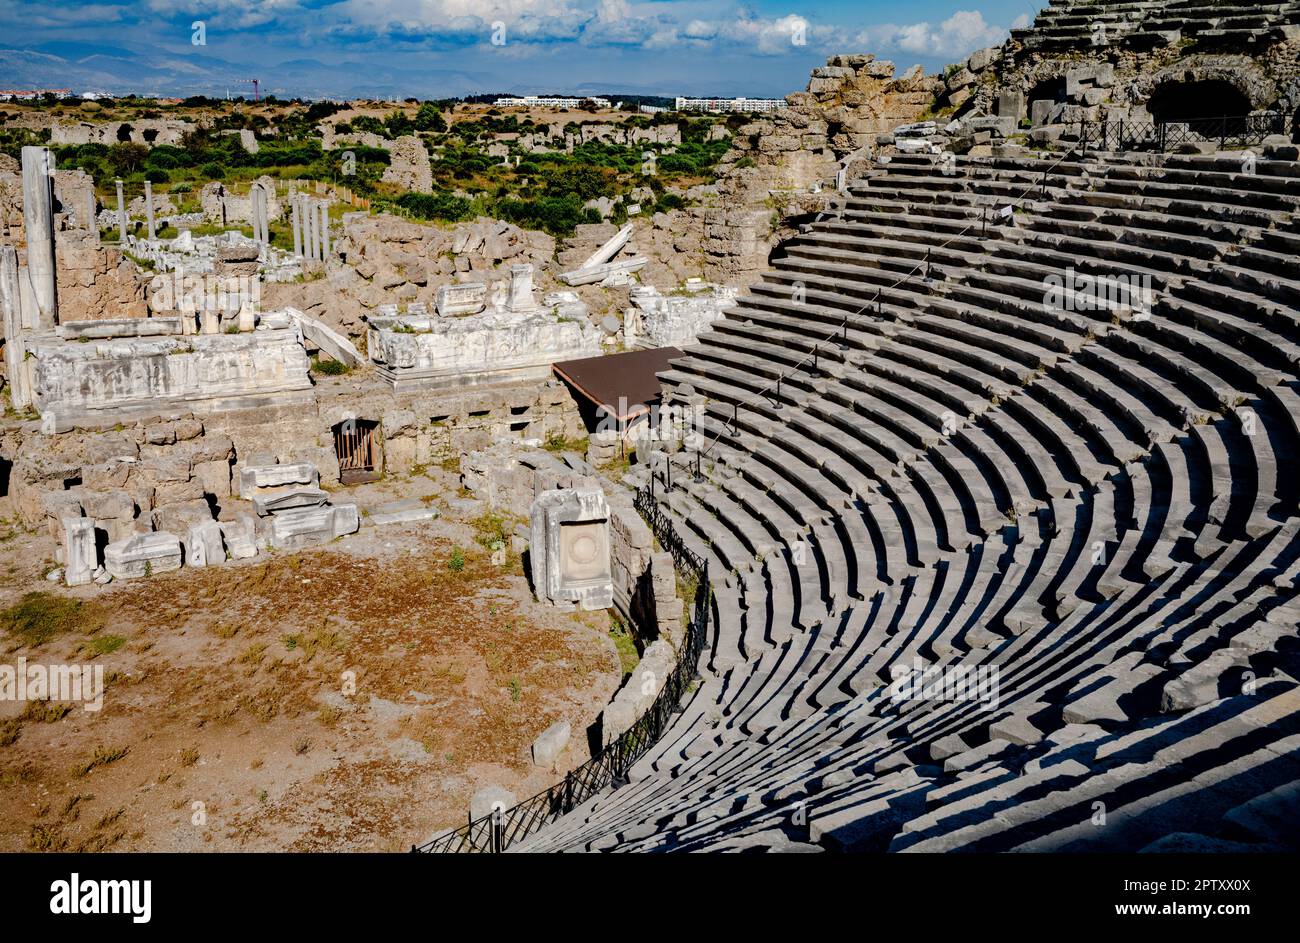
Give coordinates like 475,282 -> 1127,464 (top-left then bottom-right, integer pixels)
40,491 -> 84,539
186,520 -> 226,567
80,489 -> 134,521
155,479 -> 205,506
268,503 -> 359,549
149,498 -> 213,537
62,517 -> 97,587
28,329 -> 312,423
193,459 -> 232,498
602,639 -> 674,742
531,719 -> 572,769
105,532 -> 183,579
368,310 -> 601,389
435,282 -> 486,316
529,486 -> 613,611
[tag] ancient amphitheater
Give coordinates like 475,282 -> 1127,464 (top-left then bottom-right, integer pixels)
486,4 -> 1300,853
507,147 -> 1300,852
3,0 -> 1300,858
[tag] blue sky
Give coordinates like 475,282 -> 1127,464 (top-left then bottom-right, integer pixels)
0,0 -> 1041,99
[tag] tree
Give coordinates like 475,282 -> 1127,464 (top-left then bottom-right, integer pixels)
384,109 -> 414,137
413,102 -> 447,133
106,142 -> 149,176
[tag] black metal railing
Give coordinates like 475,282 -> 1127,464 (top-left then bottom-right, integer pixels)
1078,110 -> 1293,153
634,480 -> 707,577
413,487 -> 711,853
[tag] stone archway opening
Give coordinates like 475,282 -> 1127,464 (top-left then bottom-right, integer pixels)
115,123 -> 134,142
1028,76 -> 1067,107
1148,79 -> 1251,123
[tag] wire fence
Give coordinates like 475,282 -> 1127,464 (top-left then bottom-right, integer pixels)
412,486 -> 711,853
1077,110 -> 1293,153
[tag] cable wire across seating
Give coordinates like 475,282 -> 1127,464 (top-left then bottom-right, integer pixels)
681,144 -> 1091,468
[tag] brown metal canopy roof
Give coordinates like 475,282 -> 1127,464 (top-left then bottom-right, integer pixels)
552,346 -> 683,421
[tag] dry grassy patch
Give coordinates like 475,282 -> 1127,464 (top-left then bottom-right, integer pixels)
0,534 -> 617,851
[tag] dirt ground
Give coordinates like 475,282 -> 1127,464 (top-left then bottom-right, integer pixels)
0,475 -> 622,852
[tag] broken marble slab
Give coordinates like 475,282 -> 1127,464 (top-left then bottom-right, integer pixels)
268,503 -> 359,550
363,498 -> 440,527
559,256 -> 647,286
59,317 -> 183,340
219,515 -> 259,559
185,520 -> 226,567
62,516 -> 97,587
238,462 -> 320,500
252,487 -> 329,517
105,532 -> 183,579
285,306 -> 364,368
579,223 -> 633,270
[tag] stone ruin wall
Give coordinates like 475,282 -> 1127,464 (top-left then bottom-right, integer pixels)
954,42 -> 1300,125
0,157 -> 146,339
47,118 -> 195,147
0,373 -> 584,540
261,213 -> 557,340
199,175 -> 283,227
680,55 -> 943,286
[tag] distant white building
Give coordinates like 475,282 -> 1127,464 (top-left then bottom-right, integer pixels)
674,97 -> 788,114
495,96 -> 612,109
0,88 -> 72,101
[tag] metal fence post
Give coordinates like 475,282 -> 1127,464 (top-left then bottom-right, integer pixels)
491,806 -> 504,853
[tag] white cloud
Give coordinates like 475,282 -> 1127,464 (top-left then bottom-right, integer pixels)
52,0 -> 1016,66
879,10 -> 1008,58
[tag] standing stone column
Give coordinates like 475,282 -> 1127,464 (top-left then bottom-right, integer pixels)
86,190 -> 98,237
319,201 -> 330,258
291,193 -> 302,259
20,146 -> 57,329
0,246 -> 31,410
507,263 -> 536,312
306,199 -> 318,262
249,185 -> 261,246
115,178 -> 127,242
300,197 -> 311,261
258,185 -> 270,246
144,179 -> 156,241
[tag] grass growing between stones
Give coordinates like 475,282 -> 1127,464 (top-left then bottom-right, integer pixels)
608,616 -> 639,679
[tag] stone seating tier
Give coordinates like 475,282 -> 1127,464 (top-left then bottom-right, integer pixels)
474,150 -> 1300,854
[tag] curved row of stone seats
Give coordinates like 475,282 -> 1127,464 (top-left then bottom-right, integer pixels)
891,679 -> 1300,852
1012,0 -> 1300,50
515,149 -> 1300,852
542,518 -> 1296,852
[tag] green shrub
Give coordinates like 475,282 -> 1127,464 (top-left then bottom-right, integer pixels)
396,190 -> 472,223
311,357 -> 350,376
